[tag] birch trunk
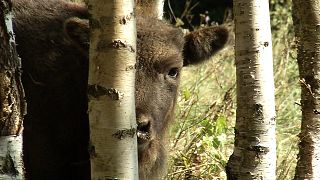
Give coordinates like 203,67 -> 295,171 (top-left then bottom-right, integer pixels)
292,0 -> 320,179
88,0 -> 138,179
136,0 -> 164,19
226,0 -> 276,179
0,0 -> 26,179
154,0 -> 164,19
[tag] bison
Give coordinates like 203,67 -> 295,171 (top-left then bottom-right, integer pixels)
13,0 -> 228,179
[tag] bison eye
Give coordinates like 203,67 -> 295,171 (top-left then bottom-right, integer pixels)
167,68 -> 179,78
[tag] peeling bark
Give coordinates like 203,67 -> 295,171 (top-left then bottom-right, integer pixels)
0,0 -> 26,179
292,0 -> 320,179
226,0 -> 276,179
88,0 -> 138,179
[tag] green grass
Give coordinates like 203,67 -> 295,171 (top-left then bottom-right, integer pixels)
166,1 -> 301,179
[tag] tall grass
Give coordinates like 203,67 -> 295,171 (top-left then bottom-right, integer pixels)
166,0 -> 300,179
166,46 -> 236,180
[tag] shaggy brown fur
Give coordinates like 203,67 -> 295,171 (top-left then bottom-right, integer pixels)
13,0 -> 228,179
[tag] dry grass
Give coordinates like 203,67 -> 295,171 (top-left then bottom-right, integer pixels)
166,0 -> 300,179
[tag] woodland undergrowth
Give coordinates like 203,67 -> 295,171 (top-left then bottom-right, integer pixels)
166,0 -> 300,179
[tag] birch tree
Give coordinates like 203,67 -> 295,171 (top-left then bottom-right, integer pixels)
88,0 -> 138,179
0,0 -> 26,179
155,0 -> 164,19
292,0 -> 320,179
226,0 -> 276,179
136,0 -> 165,19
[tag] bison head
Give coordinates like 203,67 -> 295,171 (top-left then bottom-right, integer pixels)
14,0 -> 228,178
64,14 -> 228,179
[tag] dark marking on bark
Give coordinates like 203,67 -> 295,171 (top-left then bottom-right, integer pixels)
263,42 -> 269,47
110,39 -> 135,52
119,12 -> 134,25
253,104 -> 263,120
96,39 -> 135,52
125,64 -> 136,71
119,17 -> 127,24
1,153 -> 18,175
238,49 -> 260,56
112,128 -> 136,140
247,145 -> 269,154
112,40 -> 126,49
313,109 -> 320,115
88,84 -> 123,100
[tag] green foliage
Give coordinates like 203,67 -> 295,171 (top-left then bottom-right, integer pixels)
167,0 -> 300,179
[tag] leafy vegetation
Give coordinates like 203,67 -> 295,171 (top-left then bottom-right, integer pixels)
166,0 -> 300,179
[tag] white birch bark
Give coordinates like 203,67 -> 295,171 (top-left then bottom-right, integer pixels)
155,0 -> 165,19
292,0 -> 320,179
88,0 -> 138,179
0,0 -> 25,179
0,135 -> 24,180
136,0 -> 164,19
226,0 -> 276,179
0,1 -> 24,135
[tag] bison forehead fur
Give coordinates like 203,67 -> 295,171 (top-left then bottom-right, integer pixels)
12,0 -> 228,179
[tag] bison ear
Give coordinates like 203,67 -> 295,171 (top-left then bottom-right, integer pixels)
64,17 -> 90,51
183,26 -> 228,66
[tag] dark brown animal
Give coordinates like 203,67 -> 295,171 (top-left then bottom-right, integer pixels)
13,0 -> 228,179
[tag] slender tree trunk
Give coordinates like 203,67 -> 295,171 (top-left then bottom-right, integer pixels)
136,0 -> 165,19
154,0 -> 165,19
88,0 -> 138,179
226,0 -> 276,179
292,0 -> 320,179
0,0 -> 26,179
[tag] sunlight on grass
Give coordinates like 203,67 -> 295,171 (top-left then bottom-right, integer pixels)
166,0 -> 301,179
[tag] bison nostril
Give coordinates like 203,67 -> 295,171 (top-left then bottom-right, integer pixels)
137,121 -> 150,133
137,121 -> 151,141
